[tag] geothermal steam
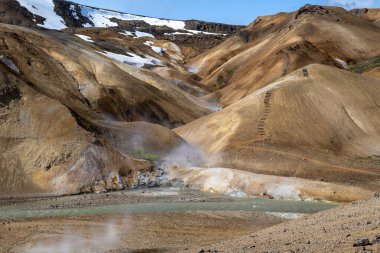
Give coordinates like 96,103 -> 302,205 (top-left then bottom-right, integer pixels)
25,221 -> 120,253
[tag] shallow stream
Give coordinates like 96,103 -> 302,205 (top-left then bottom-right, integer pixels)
0,188 -> 338,221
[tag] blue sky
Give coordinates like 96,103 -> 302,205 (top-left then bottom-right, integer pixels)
69,0 -> 380,25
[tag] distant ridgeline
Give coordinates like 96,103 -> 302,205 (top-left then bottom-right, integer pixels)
0,0 -> 242,56
0,0 -> 243,33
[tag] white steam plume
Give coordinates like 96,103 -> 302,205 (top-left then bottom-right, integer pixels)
25,221 -> 120,253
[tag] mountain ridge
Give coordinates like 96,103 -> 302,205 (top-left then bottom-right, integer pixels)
187,4 -> 380,106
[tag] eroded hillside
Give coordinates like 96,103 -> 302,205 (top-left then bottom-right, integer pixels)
176,65 -> 380,193
0,22 -> 208,196
188,5 -> 380,106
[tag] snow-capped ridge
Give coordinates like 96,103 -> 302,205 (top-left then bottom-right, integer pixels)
79,5 -> 185,29
15,0 -> 241,37
17,0 -> 67,29
16,0 -> 186,30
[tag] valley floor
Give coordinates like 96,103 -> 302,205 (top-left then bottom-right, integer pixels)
0,187 -> 379,253
1,212 -> 281,252
0,189 -> 284,252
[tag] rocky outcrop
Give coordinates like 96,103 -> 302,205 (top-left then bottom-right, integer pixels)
106,19 -> 237,56
110,19 -> 175,35
0,0 -> 43,26
184,20 -> 243,34
0,1 -> 236,60
53,0 -> 93,28
295,4 -> 335,19
0,63 -> 20,106
111,19 -> 243,36
351,8 -> 380,28
351,8 -> 369,15
162,34 -> 228,57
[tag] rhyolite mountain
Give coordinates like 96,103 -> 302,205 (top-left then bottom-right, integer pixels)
0,1 -> 380,202
188,5 -> 380,105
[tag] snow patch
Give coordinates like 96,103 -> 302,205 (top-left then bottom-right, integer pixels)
80,6 -> 185,29
186,29 -> 226,36
335,58 -> 349,69
188,65 -> 200,74
100,51 -> 162,68
119,31 -> 134,37
144,41 -> 163,54
165,30 -> 226,36
17,0 -> 67,30
75,34 -> 94,43
119,31 -> 155,39
165,32 -> 194,36
135,31 -> 154,38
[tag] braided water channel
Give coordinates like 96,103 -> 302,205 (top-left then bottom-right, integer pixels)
0,188 -> 338,221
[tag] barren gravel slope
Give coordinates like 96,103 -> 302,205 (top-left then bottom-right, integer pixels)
187,196 -> 380,253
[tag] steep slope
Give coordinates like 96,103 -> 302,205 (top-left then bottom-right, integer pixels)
0,0 -> 240,102
176,65 -> 380,192
12,0 -> 242,33
0,0 -> 240,59
61,27 -> 211,96
0,22 -> 207,196
188,5 -> 380,106
7,24 -> 211,126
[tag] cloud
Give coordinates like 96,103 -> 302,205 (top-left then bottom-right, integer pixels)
326,0 -> 378,9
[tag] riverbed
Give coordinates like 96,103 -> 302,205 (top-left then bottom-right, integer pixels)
0,188 -> 338,252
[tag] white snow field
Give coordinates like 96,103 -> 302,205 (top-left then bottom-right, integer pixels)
119,31 -> 134,37
75,34 -> 95,43
17,0 -> 186,30
100,51 -> 162,68
135,31 -> 155,38
164,32 -> 195,36
17,0 -> 67,29
80,6 -> 186,29
165,30 -> 226,36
